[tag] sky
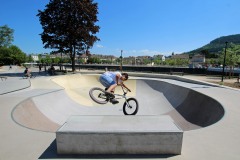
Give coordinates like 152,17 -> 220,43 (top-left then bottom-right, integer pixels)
0,0 -> 240,57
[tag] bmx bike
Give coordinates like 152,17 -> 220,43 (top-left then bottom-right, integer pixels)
89,86 -> 139,115
22,73 -> 36,79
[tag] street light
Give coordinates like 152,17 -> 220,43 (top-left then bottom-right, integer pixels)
221,41 -> 228,82
120,50 -> 123,72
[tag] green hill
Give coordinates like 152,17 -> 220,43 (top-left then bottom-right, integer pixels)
187,34 -> 240,55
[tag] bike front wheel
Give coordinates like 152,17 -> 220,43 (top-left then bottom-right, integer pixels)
89,87 -> 108,104
123,98 -> 139,115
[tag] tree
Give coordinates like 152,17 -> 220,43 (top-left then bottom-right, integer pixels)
143,58 -> 151,65
37,0 -> 100,71
0,25 -> 14,47
88,57 -> 100,64
9,45 -> 26,65
52,57 -> 61,64
0,47 -> 12,65
26,55 -> 34,63
219,44 -> 240,78
153,57 -> 161,65
0,45 -> 26,65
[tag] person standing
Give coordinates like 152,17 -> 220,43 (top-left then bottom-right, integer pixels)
39,64 -> 42,72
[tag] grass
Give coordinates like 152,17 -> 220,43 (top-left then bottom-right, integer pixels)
209,81 -> 240,89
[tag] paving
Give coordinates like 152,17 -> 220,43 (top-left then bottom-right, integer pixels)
0,65 -> 240,159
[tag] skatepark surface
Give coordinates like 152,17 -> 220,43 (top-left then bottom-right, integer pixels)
1,65 -> 240,159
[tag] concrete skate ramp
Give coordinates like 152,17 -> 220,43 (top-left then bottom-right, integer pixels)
12,75 -> 224,132
141,80 -> 224,129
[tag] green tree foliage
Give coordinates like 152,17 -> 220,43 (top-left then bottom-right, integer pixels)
0,45 -> 26,65
87,57 -> 100,64
115,58 -> 121,65
25,54 -> 34,63
187,34 -> 240,55
200,49 -> 218,58
0,47 -> 11,65
164,58 -> 189,66
153,58 -> 162,65
218,44 -> 240,78
37,0 -> 100,71
219,44 -> 240,66
41,55 -> 52,64
52,57 -> 61,64
0,25 -> 14,47
229,44 -> 240,65
205,58 -> 219,66
78,58 -> 85,64
9,45 -> 27,65
101,59 -> 112,64
142,58 -> 151,65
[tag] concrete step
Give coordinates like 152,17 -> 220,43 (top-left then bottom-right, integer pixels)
56,115 -> 183,155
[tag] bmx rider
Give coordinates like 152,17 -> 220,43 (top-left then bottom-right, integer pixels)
99,71 -> 131,104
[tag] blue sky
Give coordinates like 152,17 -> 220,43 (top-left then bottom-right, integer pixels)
0,0 -> 239,57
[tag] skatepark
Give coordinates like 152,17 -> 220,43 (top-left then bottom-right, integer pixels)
1,65 -> 240,159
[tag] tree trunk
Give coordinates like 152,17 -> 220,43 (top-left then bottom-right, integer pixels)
60,52 -> 62,71
71,45 -> 76,72
229,66 -> 231,79
229,66 -> 234,79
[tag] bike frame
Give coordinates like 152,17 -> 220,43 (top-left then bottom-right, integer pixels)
111,86 -> 130,106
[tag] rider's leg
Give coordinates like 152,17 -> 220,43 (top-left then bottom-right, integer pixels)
106,84 -> 117,93
106,84 -> 119,104
99,74 -> 118,103
99,74 -> 115,95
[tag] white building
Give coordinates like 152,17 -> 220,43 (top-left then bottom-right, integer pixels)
153,54 -> 165,61
31,55 -> 39,62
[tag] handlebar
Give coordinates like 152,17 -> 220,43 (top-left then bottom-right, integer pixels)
121,85 -> 131,94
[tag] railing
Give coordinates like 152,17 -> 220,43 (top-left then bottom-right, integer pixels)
63,64 -> 240,76
64,64 -> 207,75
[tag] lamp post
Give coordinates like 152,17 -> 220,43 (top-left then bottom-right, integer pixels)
221,41 -> 228,82
120,50 -> 123,72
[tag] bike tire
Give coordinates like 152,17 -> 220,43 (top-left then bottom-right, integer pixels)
123,98 -> 139,115
89,87 -> 108,104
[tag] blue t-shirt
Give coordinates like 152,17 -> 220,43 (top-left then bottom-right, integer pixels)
104,71 -> 122,83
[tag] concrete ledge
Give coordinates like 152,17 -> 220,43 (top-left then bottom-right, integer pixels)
79,71 -> 220,87
56,116 -> 183,155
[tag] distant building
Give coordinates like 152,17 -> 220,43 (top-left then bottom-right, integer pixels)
189,54 -> 206,68
92,54 -> 116,60
171,54 -> 189,60
191,54 -> 205,63
31,55 -> 39,62
79,53 -> 90,63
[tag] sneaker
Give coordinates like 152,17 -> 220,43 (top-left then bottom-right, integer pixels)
105,92 -> 115,99
110,98 -> 119,104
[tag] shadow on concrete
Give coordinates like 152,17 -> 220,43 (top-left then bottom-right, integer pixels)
0,71 -> 49,78
39,140 -> 176,159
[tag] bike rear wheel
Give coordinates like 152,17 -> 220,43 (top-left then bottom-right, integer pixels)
123,98 -> 139,115
89,87 -> 109,104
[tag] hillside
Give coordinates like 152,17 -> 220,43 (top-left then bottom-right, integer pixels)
187,34 -> 240,55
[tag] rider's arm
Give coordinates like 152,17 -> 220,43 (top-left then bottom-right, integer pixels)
122,83 -> 131,92
116,73 -> 121,85
116,73 -> 131,92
